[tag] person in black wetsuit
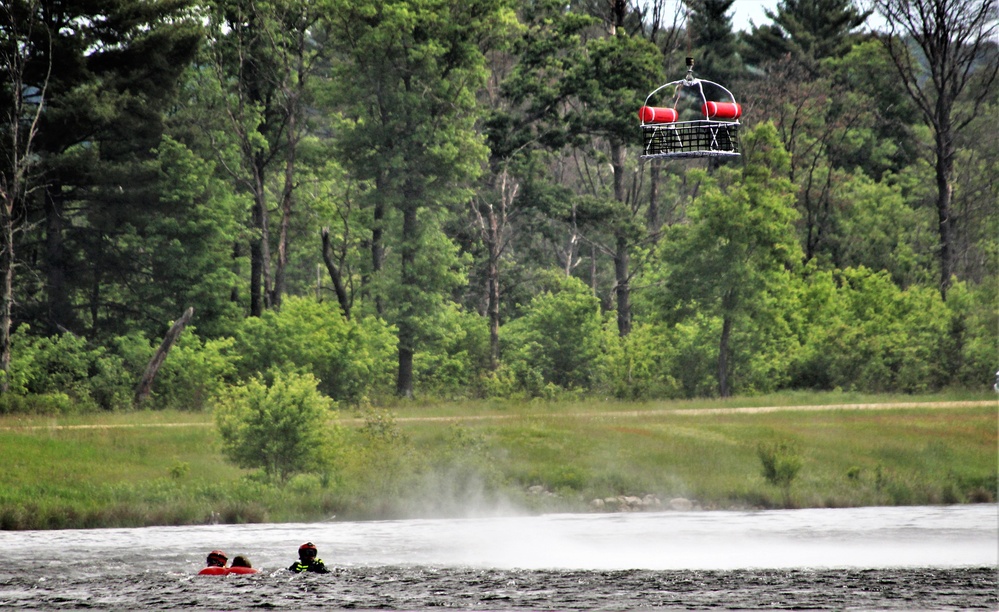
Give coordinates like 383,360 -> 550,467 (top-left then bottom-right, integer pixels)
288,541 -> 330,573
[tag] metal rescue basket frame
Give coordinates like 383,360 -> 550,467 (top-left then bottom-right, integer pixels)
639,58 -> 741,159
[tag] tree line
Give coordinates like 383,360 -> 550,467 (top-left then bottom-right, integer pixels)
0,0 -> 995,410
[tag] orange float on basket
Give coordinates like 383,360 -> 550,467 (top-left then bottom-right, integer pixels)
702,101 -> 742,120
639,106 -> 678,124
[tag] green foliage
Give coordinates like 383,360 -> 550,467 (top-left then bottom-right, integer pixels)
214,370 -> 341,483
757,438 -> 803,505
600,323 -> 681,400
144,137 -> 246,338
142,333 -> 239,412
498,274 -> 606,395
414,302 -> 491,397
652,123 -> 801,396
790,267 -> 956,392
827,170 -> 932,286
0,0 -> 995,407
742,0 -> 869,74
233,296 -> 396,402
5,329 -> 132,411
942,280 -> 999,390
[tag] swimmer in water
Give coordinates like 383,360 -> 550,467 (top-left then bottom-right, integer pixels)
288,542 -> 330,573
228,554 -> 260,574
198,550 -> 228,575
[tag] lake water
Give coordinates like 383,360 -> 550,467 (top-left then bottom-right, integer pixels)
0,504 -> 995,609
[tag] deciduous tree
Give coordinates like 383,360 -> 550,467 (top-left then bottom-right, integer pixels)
873,0 -> 998,299
654,123 -> 801,396
329,0 -> 515,397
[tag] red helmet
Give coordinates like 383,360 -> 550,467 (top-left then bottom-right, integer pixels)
207,550 -> 228,567
298,542 -> 318,559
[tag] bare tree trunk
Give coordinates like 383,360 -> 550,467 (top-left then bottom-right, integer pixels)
249,160 -> 269,317
718,289 -> 738,398
0,199 -> 13,393
371,174 -> 386,316
44,187 -> 71,334
321,227 -> 351,319
611,141 -> 631,337
273,147 -> 294,309
0,4 -> 48,391
614,234 -> 631,336
396,200 -> 418,398
134,307 -> 194,407
718,313 -> 732,398
647,159 -> 660,235
470,170 -> 517,371
935,128 -> 955,299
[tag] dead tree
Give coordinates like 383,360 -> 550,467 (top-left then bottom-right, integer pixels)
134,307 -> 194,407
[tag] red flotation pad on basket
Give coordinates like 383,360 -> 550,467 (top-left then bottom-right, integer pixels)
228,567 -> 260,575
639,106 -> 678,124
702,102 -> 742,120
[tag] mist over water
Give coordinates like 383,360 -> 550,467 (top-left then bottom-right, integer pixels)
0,505 -> 995,609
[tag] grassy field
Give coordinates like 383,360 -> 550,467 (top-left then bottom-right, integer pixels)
1,392 -> 996,530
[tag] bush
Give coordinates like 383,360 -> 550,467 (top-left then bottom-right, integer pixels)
233,296 -> 396,403
499,274 -> 606,395
790,267 -> 954,393
214,370 -> 341,483
6,328 -> 133,411
146,333 -> 238,411
757,438 -> 803,506
600,323 -> 681,400
413,302 -> 490,397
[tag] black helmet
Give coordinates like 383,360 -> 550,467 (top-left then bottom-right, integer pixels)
207,550 -> 228,567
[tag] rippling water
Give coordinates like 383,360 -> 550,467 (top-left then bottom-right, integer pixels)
1,505 -> 995,609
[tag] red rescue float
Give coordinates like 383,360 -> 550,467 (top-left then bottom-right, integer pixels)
639,57 -> 741,159
197,550 -> 260,575
638,106 -> 678,124
702,101 -> 742,120
198,567 -> 261,576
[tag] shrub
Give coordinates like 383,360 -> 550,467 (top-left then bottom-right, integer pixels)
214,370 -> 341,483
499,274 -> 606,395
757,438 -> 803,506
148,333 -> 238,411
600,323 -> 681,400
413,302 -> 490,397
233,296 -> 396,403
790,267 -> 954,393
6,328 -> 132,411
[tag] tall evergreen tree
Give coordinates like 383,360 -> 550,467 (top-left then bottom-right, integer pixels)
684,0 -> 742,84
566,27 -> 663,336
4,0 -> 201,338
742,0 -> 870,75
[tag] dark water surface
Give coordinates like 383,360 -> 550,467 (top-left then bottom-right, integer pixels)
1,505 -> 995,610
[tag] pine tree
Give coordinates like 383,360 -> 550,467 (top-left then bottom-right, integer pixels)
742,0 -> 870,75
684,0 -> 743,84
5,0 -> 201,338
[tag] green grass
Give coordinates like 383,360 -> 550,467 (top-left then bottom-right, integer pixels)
0,393 -> 996,529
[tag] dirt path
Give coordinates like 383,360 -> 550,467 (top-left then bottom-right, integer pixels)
3,400 -> 993,431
